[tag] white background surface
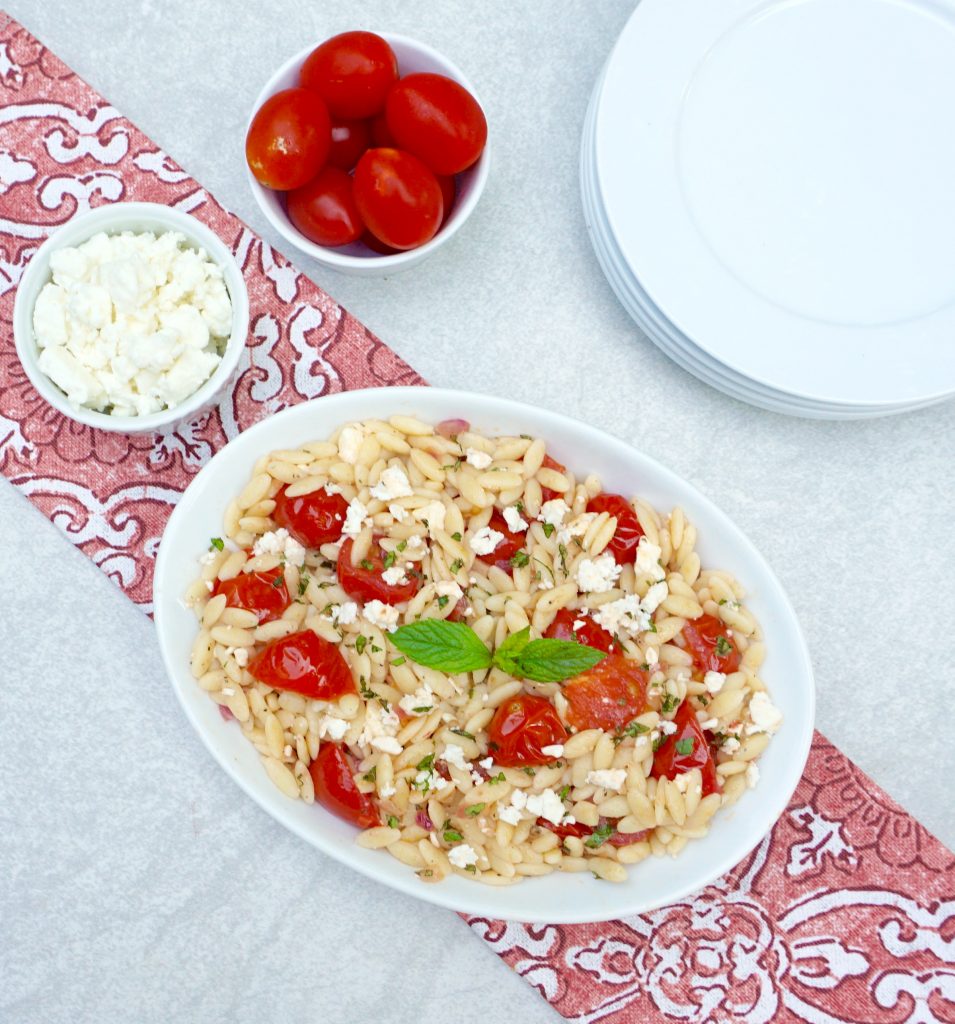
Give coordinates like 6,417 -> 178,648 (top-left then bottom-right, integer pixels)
2,3 -> 953,1023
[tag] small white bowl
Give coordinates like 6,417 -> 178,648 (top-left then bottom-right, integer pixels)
246,34 -> 490,276
154,387 -> 815,924
13,202 -> 250,435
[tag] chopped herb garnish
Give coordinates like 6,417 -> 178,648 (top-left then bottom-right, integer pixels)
715,635 -> 733,657
622,719 -> 650,738
412,706 -> 433,714
355,635 -> 367,655
443,827 -> 464,843
450,558 -> 465,574
652,734 -> 665,752
383,550 -> 397,569
392,656 -> 406,666
450,727 -> 474,740
271,574 -> 284,588
465,864 -> 477,873
298,573 -> 310,597
523,767 -> 536,776
584,822 -> 615,849
417,753 -> 435,772
558,785 -> 571,802
396,539 -> 408,552
558,543 -> 568,572
370,644 -> 382,653
359,559 -> 374,571
362,767 -> 377,782
387,815 -> 399,829
209,537 -> 224,551
509,550 -> 530,568
675,737 -> 695,756
514,501 -> 525,513
542,522 -> 556,538
359,677 -> 376,700
451,531 -> 462,542
661,693 -> 680,714
490,772 -> 506,784
437,595 -> 450,608
467,803 -> 486,816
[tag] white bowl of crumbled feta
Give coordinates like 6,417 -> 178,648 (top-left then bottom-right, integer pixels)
13,202 -> 250,433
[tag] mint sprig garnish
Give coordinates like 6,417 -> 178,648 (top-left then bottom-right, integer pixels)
390,623 -> 605,682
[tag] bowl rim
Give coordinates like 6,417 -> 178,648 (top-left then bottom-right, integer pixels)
154,386 -> 816,923
244,33 -> 491,271
12,201 -> 250,435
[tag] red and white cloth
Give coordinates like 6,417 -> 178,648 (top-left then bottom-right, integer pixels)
2,15 -> 953,1022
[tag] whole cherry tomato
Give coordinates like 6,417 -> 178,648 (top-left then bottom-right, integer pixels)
286,166 -> 364,247
473,508 -> 525,572
586,493 -> 645,566
539,454 -> 566,504
487,694 -> 568,767
369,111 -> 396,147
681,613 -> 741,675
246,87 -> 331,190
327,117 -> 372,170
385,72 -> 487,175
539,816 -> 650,848
544,607 -> 614,654
214,569 -> 289,624
353,148 -> 443,251
273,485 -> 348,548
563,655 -> 648,732
337,537 -> 420,605
309,743 -> 380,828
248,630 -> 355,700
299,31 -> 398,119
436,174 -> 455,225
361,230 -> 400,255
651,699 -> 721,797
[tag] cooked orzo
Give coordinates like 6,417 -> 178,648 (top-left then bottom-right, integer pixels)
185,415 -> 782,885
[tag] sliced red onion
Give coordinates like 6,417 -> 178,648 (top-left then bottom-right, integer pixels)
218,704 -> 234,722
415,810 -> 434,831
436,418 -> 469,438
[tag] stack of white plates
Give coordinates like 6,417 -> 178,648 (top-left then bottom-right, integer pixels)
581,0 -> 955,419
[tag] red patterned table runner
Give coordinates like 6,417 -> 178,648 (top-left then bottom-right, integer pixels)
2,15 -> 953,1022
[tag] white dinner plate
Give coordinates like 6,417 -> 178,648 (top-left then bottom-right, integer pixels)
594,0 -> 955,407
154,388 -> 815,923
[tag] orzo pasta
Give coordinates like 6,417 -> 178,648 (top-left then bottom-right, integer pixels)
185,416 -> 782,885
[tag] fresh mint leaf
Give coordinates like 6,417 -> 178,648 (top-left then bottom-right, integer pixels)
492,627 -> 532,675
542,522 -> 555,538
209,537 -> 224,551
584,823 -> 614,849
391,620 -> 492,675
512,637 -> 605,683
675,737 -> 695,756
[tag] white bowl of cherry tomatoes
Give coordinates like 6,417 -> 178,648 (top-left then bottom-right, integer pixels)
245,31 -> 489,275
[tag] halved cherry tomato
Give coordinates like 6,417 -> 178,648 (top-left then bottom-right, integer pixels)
563,655 -> 648,732
681,613 -> 741,675
337,537 -> 420,605
539,454 -> 566,504
246,87 -> 331,190
586,493 -> 645,566
213,569 -> 289,624
475,508 -> 524,572
544,607 -> 614,653
539,816 -> 650,848
309,743 -> 380,828
327,117 -> 372,170
299,31 -> 398,119
353,147 -> 443,251
446,596 -> 469,622
369,111 -> 396,147
248,630 -> 355,700
487,694 -> 568,767
651,699 -> 721,797
273,484 -> 348,548
385,73 -> 488,175
286,166 -> 364,247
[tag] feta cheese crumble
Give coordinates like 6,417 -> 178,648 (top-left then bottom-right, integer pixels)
575,552 -> 622,593
370,465 -> 414,501
381,565 -> 408,586
538,499 -> 571,527
33,229 -> 232,416
747,692 -> 783,734
435,580 -> 463,601
635,537 -> 666,581
448,844 -> 479,869
318,716 -> 349,741
362,600 -> 400,632
337,424 -> 364,464
465,448 -> 492,469
502,505 -> 528,532
587,768 -> 627,791
470,525 -> 504,556
412,500 -> 446,534
252,528 -> 306,567
398,684 -> 434,716
341,498 -> 370,537
704,671 -> 726,694
540,743 -> 564,758
439,744 -> 468,771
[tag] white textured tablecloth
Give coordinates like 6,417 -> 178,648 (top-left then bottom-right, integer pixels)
2,3 -> 953,1022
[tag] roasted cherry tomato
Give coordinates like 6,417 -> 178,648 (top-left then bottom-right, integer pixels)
309,743 -> 380,828
246,87 -> 331,190
544,607 -> 614,653
487,694 -> 568,768
286,166 -> 364,247
327,117 -> 372,170
248,630 -> 355,700
539,454 -> 566,504
361,230 -> 400,255
436,174 -> 456,225
586,493 -> 645,566
353,147 -> 443,251
681,613 -> 741,675
369,111 -> 396,147
539,816 -> 650,848
337,537 -> 420,605
651,699 -> 721,797
299,31 -> 398,119
273,484 -> 348,548
213,569 -> 289,624
563,655 -> 648,732
385,72 -> 488,175
474,508 -> 525,572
